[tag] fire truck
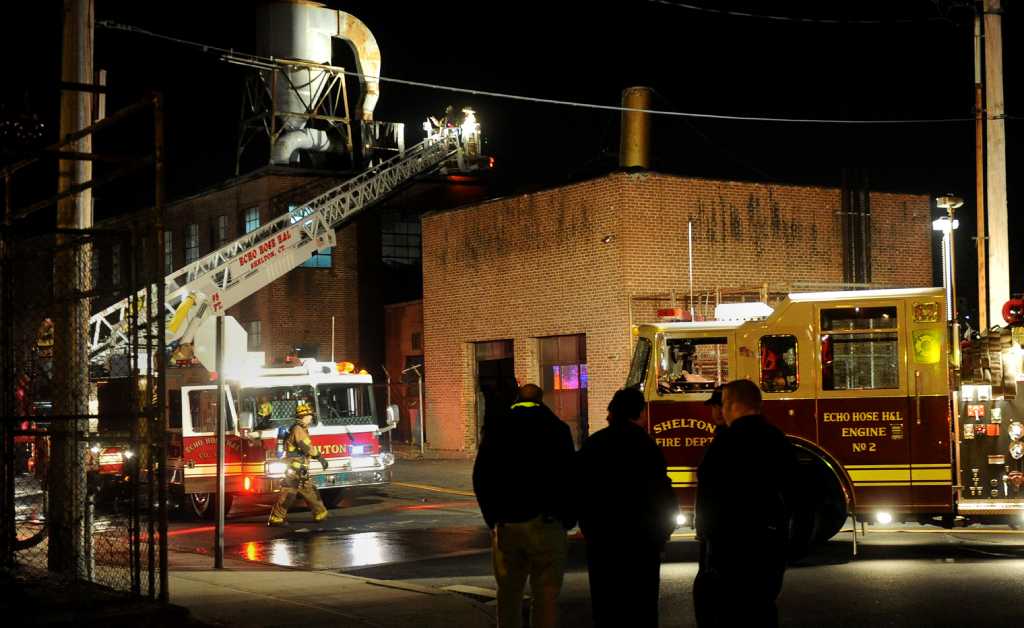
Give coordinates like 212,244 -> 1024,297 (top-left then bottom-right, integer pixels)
84,119 -> 484,519
628,288 -> 1024,546
93,356 -> 396,519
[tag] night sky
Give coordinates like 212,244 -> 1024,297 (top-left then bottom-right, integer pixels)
1,1 -> 1020,321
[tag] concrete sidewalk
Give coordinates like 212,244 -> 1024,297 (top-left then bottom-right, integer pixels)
169,550 -> 494,628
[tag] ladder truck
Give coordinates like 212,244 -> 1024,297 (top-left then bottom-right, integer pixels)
85,123 -> 480,518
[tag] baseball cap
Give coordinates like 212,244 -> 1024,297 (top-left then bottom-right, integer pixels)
704,386 -> 723,407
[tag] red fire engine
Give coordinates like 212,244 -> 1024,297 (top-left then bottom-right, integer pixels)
94,358 -> 397,519
629,288 -> 1024,546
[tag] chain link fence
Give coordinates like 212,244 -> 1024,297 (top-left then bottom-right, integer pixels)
1,227 -> 167,599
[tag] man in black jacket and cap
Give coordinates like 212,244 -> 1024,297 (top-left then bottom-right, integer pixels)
694,378 -> 799,627
473,384 -> 575,628
577,387 -> 678,628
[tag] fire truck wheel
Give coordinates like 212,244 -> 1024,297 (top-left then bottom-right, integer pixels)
320,487 -> 345,509
789,447 -> 849,558
187,492 -> 234,520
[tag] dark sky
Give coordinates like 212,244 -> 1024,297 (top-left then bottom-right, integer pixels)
2,1 -> 1020,320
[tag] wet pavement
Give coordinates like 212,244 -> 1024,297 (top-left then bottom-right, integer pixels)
229,525 -> 492,570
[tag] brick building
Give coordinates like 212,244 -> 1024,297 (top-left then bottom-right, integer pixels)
420,171 -> 935,454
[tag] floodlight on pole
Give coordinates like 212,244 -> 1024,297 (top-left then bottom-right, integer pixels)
935,195 -> 964,368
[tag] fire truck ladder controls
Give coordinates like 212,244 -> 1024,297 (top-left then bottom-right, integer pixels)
88,128 -> 469,364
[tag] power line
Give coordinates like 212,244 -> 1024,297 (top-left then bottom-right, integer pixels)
645,0 -> 954,25
98,20 -> 979,126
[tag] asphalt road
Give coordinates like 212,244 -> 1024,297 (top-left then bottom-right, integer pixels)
166,484 -> 1024,627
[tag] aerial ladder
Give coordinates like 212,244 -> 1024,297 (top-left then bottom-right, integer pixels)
88,123 -> 479,367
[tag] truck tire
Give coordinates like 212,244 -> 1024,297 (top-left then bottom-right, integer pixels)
320,487 -> 345,509
187,492 -> 234,520
789,446 -> 848,558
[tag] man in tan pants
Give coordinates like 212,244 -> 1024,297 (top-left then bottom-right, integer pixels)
268,402 -> 329,525
473,384 -> 576,628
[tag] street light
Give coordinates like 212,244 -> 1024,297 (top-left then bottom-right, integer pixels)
935,195 -> 964,368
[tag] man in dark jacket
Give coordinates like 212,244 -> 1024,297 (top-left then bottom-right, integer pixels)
578,388 -> 678,628
473,384 -> 575,628
694,379 -> 800,627
693,385 -> 727,626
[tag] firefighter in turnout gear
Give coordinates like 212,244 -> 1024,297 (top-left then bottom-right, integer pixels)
268,401 -> 329,526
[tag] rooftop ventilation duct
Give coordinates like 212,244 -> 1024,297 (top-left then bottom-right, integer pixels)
258,1 -> 382,165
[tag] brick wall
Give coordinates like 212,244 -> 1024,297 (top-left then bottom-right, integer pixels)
421,172 -> 933,453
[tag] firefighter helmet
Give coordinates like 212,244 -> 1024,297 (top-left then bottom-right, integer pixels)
296,401 -> 313,418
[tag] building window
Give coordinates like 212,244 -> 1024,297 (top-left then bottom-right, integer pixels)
760,335 -> 798,393
247,320 -> 262,350
184,223 -> 199,264
411,332 -> 422,352
217,215 -> 229,246
164,231 -> 174,274
289,204 -> 332,268
382,209 -> 421,265
821,306 -> 899,390
539,334 -> 588,446
244,207 -> 260,234
111,244 -> 121,287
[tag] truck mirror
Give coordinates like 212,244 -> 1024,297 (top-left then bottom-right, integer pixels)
386,404 -> 400,427
238,411 -> 254,431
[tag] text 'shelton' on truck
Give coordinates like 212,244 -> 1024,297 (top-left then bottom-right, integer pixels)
628,288 -> 1024,548
86,118 -> 484,519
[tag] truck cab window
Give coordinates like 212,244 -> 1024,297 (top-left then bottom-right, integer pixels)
658,336 -> 728,394
238,385 -> 315,430
760,335 -> 798,393
821,306 -> 899,390
188,389 -> 235,433
626,337 -> 652,391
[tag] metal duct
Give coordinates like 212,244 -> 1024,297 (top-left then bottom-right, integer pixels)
259,1 -> 382,164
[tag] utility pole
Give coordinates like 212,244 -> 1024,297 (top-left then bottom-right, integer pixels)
49,0 -> 94,578
984,0 -> 1009,326
973,12 -> 988,330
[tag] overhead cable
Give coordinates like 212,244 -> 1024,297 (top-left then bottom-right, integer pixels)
98,20 -> 979,126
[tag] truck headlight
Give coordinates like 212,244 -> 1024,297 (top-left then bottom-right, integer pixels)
267,461 -> 288,476
380,452 -> 395,467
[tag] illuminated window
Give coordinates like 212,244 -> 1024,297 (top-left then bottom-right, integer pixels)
289,205 -> 332,268
164,231 -> 174,274
821,306 -> 899,390
184,223 -> 199,264
244,207 -> 260,234
247,320 -> 262,350
760,335 -> 798,393
539,335 -> 588,446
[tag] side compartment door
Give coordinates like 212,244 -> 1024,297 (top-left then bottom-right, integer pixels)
816,302 -> 912,512
907,299 -> 954,511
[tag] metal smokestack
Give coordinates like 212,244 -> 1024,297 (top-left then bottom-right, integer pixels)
258,1 -> 382,165
619,86 -> 652,169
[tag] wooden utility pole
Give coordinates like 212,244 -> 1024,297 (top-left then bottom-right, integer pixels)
984,0 -> 1009,326
974,13 -> 988,330
50,0 -> 94,577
